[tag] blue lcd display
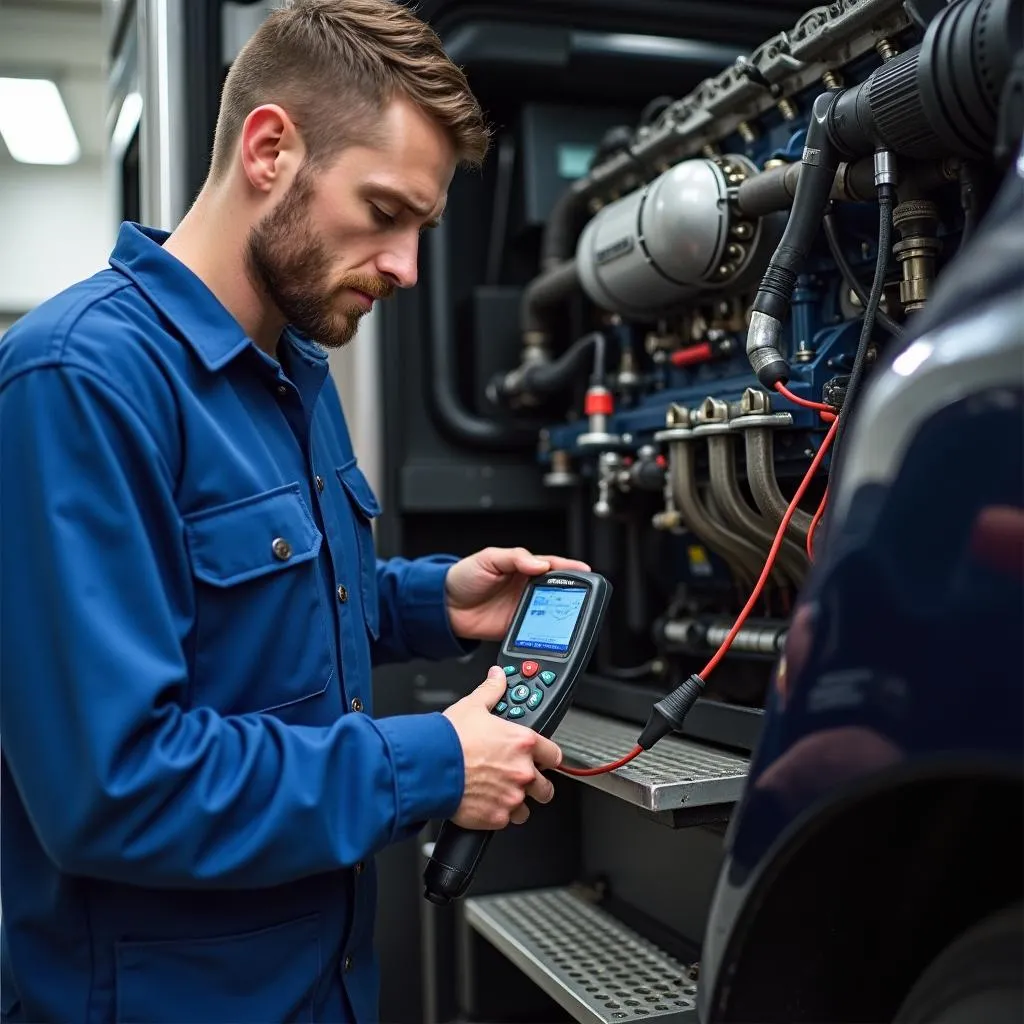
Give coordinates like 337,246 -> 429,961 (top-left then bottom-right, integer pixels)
513,586 -> 587,653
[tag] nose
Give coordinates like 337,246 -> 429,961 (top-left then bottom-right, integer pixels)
376,234 -> 419,289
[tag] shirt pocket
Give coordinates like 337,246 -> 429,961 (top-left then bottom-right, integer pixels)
336,461 -> 382,640
114,913 -> 321,1023
184,484 -> 334,715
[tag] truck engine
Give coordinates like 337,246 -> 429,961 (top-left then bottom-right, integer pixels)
474,0 -> 1021,743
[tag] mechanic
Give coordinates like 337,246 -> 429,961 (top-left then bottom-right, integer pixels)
0,1 -> 584,1020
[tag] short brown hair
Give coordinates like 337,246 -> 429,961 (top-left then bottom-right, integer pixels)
209,0 -> 490,179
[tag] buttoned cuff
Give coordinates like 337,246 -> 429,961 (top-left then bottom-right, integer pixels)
400,556 -> 479,661
375,711 -> 465,835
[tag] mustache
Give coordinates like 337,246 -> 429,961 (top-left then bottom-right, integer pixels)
339,274 -> 395,301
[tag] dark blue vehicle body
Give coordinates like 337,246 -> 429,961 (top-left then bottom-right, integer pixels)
696,154 -> 1024,1021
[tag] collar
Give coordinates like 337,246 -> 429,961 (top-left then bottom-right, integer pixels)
108,222 -> 328,373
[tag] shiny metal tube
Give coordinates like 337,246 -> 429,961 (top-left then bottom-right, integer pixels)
744,428 -> 813,542
667,439 -> 771,592
706,432 -> 808,585
662,617 -> 788,655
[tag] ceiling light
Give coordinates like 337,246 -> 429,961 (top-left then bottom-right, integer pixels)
0,77 -> 81,166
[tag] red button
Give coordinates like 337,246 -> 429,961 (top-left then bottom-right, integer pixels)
521,661 -> 539,678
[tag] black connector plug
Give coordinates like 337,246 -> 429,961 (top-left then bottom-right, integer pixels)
637,673 -> 705,750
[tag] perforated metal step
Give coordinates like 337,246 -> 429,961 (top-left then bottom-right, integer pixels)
552,708 -> 749,816
464,887 -> 698,1024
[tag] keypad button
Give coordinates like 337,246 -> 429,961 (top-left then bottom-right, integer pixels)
507,705 -> 526,720
526,689 -> 543,710
509,684 -> 531,703
492,700 -> 509,716
502,665 -> 517,676
521,660 -> 540,678
539,670 -> 557,685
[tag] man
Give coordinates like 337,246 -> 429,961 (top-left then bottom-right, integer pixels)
0,1 -> 586,1020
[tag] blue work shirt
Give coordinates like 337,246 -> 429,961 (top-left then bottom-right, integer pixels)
0,222 -> 469,1023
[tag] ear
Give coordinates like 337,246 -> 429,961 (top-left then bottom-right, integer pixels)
239,104 -> 305,193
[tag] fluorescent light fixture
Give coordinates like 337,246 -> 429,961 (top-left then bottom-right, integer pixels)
112,91 -> 143,153
0,77 -> 81,165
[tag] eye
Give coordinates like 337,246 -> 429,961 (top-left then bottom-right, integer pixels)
370,204 -> 397,228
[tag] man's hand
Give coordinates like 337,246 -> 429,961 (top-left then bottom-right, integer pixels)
443,667 -> 563,828
445,546 -> 590,641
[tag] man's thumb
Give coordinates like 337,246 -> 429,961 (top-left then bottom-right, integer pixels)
477,666 -> 508,706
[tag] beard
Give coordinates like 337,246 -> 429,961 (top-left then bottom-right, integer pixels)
244,168 -> 394,349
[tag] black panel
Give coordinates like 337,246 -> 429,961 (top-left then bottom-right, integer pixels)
579,789 -> 726,948
183,2 -> 224,201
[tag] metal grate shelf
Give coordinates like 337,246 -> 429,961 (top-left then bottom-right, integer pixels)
464,886 -> 698,1024
552,708 -> 749,815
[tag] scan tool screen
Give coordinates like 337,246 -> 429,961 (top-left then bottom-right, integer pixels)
512,587 -> 587,653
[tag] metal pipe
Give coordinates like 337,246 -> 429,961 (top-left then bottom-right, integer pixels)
426,224 -> 537,450
667,438 -> 768,591
706,431 -> 808,585
519,259 -> 580,337
660,617 -> 788,655
744,428 -> 813,543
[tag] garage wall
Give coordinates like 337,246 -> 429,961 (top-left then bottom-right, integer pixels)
0,0 -> 115,323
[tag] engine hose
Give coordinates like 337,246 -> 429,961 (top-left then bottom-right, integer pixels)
426,224 -> 537,450
747,90 -> 843,388
829,185 -> 896,484
520,259 -> 580,337
489,331 -> 603,405
541,184 -> 588,272
822,211 -> 904,339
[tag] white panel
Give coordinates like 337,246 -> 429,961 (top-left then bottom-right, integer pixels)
326,308 -> 385,502
0,159 -> 115,311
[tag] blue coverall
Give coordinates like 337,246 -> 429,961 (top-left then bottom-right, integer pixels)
0,223 -> 471,1022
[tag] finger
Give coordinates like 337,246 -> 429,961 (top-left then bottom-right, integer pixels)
535,555 -> 591,572
513,548 -> 551,575
482,546 -> 549,577
509,803 -> 531,826
474,666 -> 509,708
525,769 -> 555,805
531,735 -> 563,771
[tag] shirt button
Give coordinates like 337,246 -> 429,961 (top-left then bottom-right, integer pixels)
343,954 -> 353,972
350,697 -> 364,713
271,537 -> 292,561
337,584 -> 348,603
276,384 -> 288,396
315,475 -> 325,493
354,860 -> 364,875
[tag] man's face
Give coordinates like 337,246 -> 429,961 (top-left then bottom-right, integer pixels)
245,95 -> 456,348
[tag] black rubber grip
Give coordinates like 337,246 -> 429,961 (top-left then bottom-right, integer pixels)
756,357 -> 791,389
753,265 -> 798,316
423,822 -> 495,905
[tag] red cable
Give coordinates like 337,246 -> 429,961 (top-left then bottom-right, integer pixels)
561,744 -> 645,776
807,487 -> 829,561
560,414 -> 840,777
775,381 -> 835,414
699,418 -> 838,677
